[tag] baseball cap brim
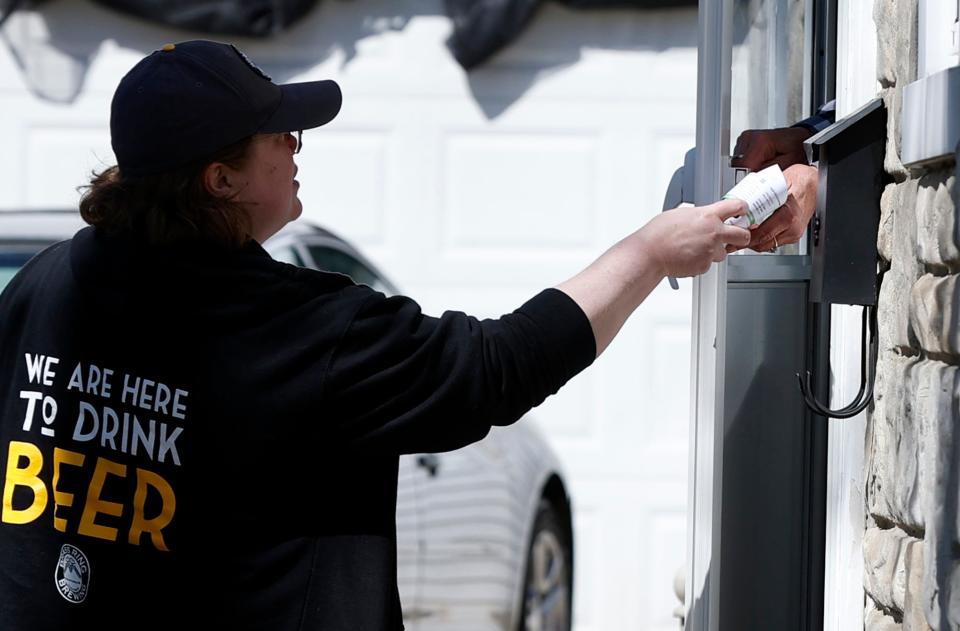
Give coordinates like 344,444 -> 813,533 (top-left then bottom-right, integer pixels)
260,79 -> 342,133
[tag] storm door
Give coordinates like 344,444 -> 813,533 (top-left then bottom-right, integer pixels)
682,1 -> 833,629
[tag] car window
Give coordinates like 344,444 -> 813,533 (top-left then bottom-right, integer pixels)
0,253 -> 36,293
306,245 -> 390,294
269,244 -> 306,267
0,267 -> 19,292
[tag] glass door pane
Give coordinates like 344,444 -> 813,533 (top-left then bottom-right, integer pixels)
730,0 -> 808,255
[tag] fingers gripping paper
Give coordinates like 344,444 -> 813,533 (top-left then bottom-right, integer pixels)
722,165 -> 789,228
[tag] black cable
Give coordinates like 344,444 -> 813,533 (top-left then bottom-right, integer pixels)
798,304 -> 877,419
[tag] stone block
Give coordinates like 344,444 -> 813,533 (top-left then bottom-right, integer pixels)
874,0 -> 918,88
863,525 -> 917,612
878,179 -> 921,352
868,358 -> 958,534
916,359 -> 958,527
880,264 -> 920,351
901,534 -> 928,631
909,274 -> 959,357
867,352 -> 924,528
920,362 -> 960,630
863,525 -> 928,630
917,169 -> 959,269
880,181 -> 897,262
882,87 -> 908,180
893,176 -> 920,266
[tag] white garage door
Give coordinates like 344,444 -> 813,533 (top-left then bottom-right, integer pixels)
0,2 -> 698,629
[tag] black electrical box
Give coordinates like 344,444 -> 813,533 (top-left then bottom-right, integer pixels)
804,98 -> 887,305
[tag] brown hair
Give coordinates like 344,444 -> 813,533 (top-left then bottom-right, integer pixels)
79,136 -> 255,248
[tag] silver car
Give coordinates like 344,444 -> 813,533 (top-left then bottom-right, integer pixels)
0,210 -> 574,631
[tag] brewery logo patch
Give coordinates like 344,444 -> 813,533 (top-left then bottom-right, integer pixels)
55,544 -> 90,603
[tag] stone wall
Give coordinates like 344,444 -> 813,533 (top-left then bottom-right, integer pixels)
866,0 -> 960,629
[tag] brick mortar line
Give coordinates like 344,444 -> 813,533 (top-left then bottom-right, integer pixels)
871,513 -> 925,540
919,263 -> 960,277
884,346 -> 959,367
866,590 -> 906,624
919,350 -> 960,366
888,345 -> 921,358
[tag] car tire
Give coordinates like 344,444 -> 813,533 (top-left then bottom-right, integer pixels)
518,500 -> 573,631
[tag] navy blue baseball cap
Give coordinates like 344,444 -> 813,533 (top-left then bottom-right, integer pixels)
110,40 -> 342,177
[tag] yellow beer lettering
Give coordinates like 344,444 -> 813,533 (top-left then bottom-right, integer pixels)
3,440 -> 175,551
129,468 -> 176,551
52,448 -> 86,532
77,457 -> 126,542
2,441 -> 47,525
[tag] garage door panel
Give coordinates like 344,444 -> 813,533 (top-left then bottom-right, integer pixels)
645,508 -> 688,631
571,501 -> 601,631
571,480 -> 687,630
641,319 -> 693,447
442,132 -> 598,251
298,129 -> 390,245
25,125 -> 113,208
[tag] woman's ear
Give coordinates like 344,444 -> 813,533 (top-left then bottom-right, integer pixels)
203,162 -> 242,199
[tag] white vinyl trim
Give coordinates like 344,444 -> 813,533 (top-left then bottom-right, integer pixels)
918,0 -> 960,78
685,1 -> 732,629
822,2 -> 879,629
823,305 -> 868,631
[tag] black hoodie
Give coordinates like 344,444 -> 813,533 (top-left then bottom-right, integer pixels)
0,226 -> 594,630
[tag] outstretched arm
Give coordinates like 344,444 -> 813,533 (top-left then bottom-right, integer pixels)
557,199 -> 750,356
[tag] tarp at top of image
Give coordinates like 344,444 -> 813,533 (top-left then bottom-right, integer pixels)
89,0 -> 320,37
446,0 -> 696,69
3,0 -> 696,68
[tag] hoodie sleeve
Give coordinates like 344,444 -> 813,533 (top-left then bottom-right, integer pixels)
323,287 -> 595,454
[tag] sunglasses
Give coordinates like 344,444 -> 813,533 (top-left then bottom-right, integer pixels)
255,130 -> 303,154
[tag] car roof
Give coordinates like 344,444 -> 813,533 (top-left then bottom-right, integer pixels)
0,209 -> 396,292
0,210 -> 88,245
0,209 -> 349,245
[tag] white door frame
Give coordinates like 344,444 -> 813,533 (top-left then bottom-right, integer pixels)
684,1 -> 733,629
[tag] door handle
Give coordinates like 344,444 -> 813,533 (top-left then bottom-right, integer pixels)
661,148 -> 698,290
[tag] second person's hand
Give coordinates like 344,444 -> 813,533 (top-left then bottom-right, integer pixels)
725,164 -> 819,253
732,127 -> 811,171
